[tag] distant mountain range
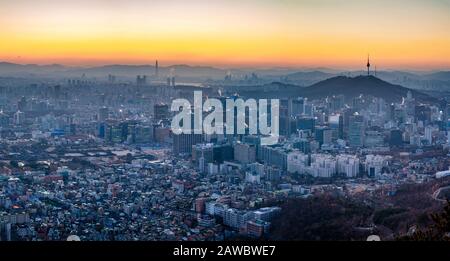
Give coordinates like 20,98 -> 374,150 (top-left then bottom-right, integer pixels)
0,62 -> 227,79
237,75 -> 437,103
0,61 -> 449,93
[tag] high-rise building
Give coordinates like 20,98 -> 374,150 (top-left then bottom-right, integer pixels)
328,114 -> 343,140
234,142 -> 256,164
136,75 -> 147,85
444,103 -> 450,130
328,95 -> 345,112
404,90 -> 415,118
389,129 -> 403,147
213,143 -> 233,163
291,98 -> 305,117
287,151 -> 309,174
296,117 -> 315,133
13,111 -> 24,125
98,106 -> 109,122
315,126 -> 332,146
424,126 -> 435,145
415,105 -> 431,123
364,131 -> 384,148
104,121 -> 129,143
336,154 -> 360,178
348,114 -> 365,147
18,96 -> 27,111
192,143 -> 214,164
154,103 -> 169,122
279,99 -> 291,136
133,124 -> 154,144
365,154 -> 391,178
173,133 -> 203,155
258,145 -> 288,170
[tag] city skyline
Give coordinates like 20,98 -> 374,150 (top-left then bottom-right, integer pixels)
1,0 -> 450,69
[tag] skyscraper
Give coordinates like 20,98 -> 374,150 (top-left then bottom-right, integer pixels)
154,103 -> 169,122
98,106 -> 109,122
348,114 -> 365,147
173,133 -> 203,155
315,126 -> 333,146
328,114 -> 343,140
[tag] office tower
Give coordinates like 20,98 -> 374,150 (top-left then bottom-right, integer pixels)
0,111 -> 9,127
328,95 -> 345,112
291,97 -> 305,117
315,126 -> 332,146
352,96 -> 364,111
389,129 -> 403,147
415,105 -> 431,123
348,114 -> 365,147
154,103 -> 169,121
213,143 -> 234,163
258,145 -> 288,170
404,90 -> 415,118
296,117 -> 315,133
192,143 -> 214,164
133,124 -> 154,144
375,97 -> 386,114
18,96 -> 27,111
108,74 -> 116,83
136,75 -> 147,85
243,135 -> 261,146
293,139 -> 311,153
364,131 -> 384,147
234,142 -> 256,164
98,106 -> 109,122
279,99 -> 291,136
424,126 -> 434,145
328,114 -> 343,140
54,85 -> 61,100
389,103 -> 396,121
303,103 -> 314,117
342,107 -> 354,138
13,111 -> 24,125
173,133 -> 203,155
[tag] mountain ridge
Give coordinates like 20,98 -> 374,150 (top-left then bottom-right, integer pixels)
237,75 -> 437,103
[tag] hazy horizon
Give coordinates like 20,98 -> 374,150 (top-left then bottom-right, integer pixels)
1,60 -> 450,73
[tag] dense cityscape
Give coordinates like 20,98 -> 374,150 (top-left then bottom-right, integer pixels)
1,0 -> 450,246
1,60 -> 449,241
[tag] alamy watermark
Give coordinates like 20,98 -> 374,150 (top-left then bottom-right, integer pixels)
171,91 -> 279,145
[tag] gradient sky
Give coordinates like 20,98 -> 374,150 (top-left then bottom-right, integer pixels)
0,0 -> 449,69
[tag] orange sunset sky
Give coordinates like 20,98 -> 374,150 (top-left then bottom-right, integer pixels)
0,0 -> 449,69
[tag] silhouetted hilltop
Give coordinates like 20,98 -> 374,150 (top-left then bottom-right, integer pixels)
238,75 -> 436,103
302,75 -> 434,102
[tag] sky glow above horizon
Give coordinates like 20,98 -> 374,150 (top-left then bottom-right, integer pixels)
0,0 -> 449,69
